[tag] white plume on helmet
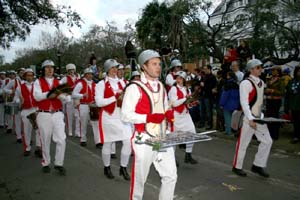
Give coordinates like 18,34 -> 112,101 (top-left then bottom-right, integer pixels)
104,59 -> 119,72
138,50 -> 160,66
175,71 -> 187,79
66,63 -> 76,71
246,59 -> 263,71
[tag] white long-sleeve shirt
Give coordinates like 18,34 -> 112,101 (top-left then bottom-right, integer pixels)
33,77 -> 53,101
14,81 -> 33,104
95,76 -> 125,108
168,85 -> 187,107
165,73 -> 176,87
240,75 -> 264,121
121,73 -> 169,124
72,78 -> 93,99
235,71 -> 244,83
4,77 -> 22,95
33,77 -> 71,103
60,74 -> 78,85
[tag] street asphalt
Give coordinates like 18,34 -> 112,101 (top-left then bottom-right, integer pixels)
0,125 -> 300,200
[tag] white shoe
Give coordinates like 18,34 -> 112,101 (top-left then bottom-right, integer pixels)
68,133 -> 73,137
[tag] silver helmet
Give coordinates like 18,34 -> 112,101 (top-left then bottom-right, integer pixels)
138,50 -> 160,66
104,59 -> 119,72
246,59 -> 263,71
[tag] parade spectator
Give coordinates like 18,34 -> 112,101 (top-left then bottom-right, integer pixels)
237,40 -> 251,70
90,54 -> 101,83
282,68 -> 292,87
199,65 -> 217,130
231,61 -> 244,83
284,66 -> 300,144
265,67 -> 285,140
215,70 -> 226,132
223,45 -> 238,72
219,71 -> 240,135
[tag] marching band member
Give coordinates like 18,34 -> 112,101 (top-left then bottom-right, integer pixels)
4,68 -> 25,141
14,69 -> 42,157
0,71 -> 6,128
60,63 -> 80,137
168,71 -> 198,164
165,59 -> 182,92
131,71 -> 141,81
232,59 -> 273,178
33,59 -> 70,175
72,68 -> 100,147
121,50 -> 177,200
117,64 -> 128,84
95,59 -> 132,180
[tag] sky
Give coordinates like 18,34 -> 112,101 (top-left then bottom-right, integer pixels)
0,0 -> 222,63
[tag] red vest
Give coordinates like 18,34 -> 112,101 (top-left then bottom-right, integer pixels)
66,75 -> 78,88
133,84 -> 153,133
173,86 -> 188,114
5,79 -> 9,85
20,83 -> 37,109
79,80 -> 95,104
37,78 -> 62,111
102,81 -> 124,114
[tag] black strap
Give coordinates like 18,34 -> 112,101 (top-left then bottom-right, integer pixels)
247,78 -> 257,109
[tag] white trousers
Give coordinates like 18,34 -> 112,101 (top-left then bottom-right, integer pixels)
0,103 -> 4,126
36,112 -> 66,167
21,109 -> 41,151
233,119 -> 273,169
102,139 -> 131,167
78,104 -> 90,142
111,142 -> 116,154
130,132 -> 177,200
14,113 -> 22,139
74,108 -> 80,137
65,101 -> 79,136
90,121 -> 101,144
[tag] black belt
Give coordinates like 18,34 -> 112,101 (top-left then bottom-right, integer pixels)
38,109 -> 62,113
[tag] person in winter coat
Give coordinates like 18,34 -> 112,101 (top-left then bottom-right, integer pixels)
285,66 -> 300,144
219,71 -> 240,135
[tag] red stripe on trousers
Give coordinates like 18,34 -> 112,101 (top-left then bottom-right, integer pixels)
130,133 -> 136,200
78,107 -> 83,142
233,127 -> 243,168
98,109 -> 105,144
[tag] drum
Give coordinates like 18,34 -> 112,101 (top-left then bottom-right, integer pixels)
4,102 -> 21,115
89,103 -> 100,121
